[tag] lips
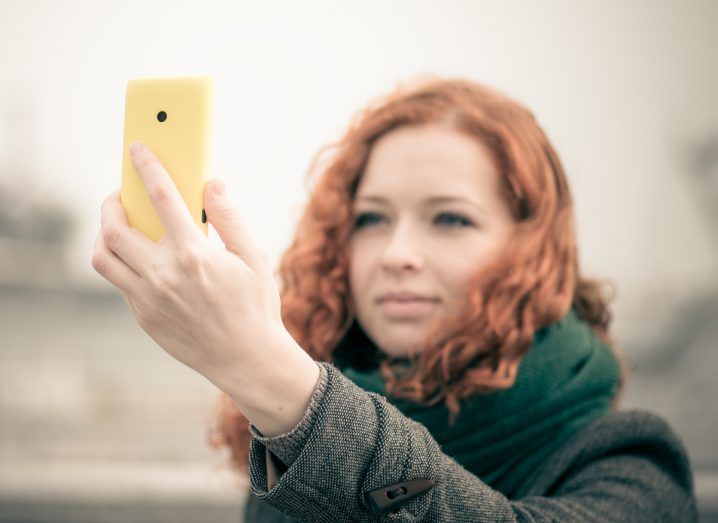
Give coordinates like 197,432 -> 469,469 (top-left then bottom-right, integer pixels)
375,291 -> 440,319
377,291 -> 439,303
378,297 -> 439,318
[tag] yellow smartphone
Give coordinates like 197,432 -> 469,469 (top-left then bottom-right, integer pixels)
121,76 -> 213,242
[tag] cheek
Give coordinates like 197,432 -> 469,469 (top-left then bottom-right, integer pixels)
348,246 -> 372,303
439,236 -> 509,303
439,260 -> 477,307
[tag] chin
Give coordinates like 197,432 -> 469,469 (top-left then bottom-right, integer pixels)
375,330 -> 428,358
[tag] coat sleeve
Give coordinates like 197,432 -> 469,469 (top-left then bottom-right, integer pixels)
247,362 -> 698,522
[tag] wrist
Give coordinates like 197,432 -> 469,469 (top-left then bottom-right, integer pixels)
222,329 -> 321,438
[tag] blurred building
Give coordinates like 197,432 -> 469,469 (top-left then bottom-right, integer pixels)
0,191 -> 244,520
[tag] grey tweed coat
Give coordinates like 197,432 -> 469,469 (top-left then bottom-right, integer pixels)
243,362 -> 698,522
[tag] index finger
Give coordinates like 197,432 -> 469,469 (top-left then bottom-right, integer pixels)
129,141 -> 197,243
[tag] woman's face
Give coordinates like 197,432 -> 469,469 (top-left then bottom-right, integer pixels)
349,124 -> 516,358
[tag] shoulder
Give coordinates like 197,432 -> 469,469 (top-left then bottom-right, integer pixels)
521,408 -> 697,506
565,409 -> 693,469
545,408 -> 693,476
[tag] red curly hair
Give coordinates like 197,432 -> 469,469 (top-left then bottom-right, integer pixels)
206,75 -> 632,479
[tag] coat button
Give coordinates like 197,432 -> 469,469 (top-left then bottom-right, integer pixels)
367,478 -> 435,516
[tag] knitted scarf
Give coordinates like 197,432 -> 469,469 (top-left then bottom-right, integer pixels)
331,307 -> 621,498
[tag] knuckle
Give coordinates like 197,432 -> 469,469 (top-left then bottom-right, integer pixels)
102,226 -> 122,249
101,192 -> 115,208
219,205 -> 238,220
149,183 -> 173,203
91,252 -> 106,275
134,154 -> 149,169
100,203 -> 111,223
178,246 -> 204,271
144,263 -> 171,294
149,273 -> 173,295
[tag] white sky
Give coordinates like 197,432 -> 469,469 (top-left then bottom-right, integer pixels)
1,0 -> 717,336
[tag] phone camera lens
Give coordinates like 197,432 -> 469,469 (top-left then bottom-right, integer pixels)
157,111 -> 167,122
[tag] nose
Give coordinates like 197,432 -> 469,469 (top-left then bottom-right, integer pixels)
379,221 -> 425,273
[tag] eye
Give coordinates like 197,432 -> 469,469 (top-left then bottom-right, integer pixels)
435,212 -> 474,227
354,212 -> 474,229
354,212 -> 385,229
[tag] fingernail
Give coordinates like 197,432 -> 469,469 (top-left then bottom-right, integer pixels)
129,141 -> 143,157
213,178 -> 225,195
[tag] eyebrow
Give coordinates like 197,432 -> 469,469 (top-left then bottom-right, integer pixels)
355,194 -> 485,211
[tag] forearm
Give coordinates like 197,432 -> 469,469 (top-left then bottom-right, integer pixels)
247,363 -> 698,522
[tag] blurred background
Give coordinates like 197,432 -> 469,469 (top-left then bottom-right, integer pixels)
1,0 -> 717,521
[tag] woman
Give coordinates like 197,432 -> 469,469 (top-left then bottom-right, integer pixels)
93,76 -> 698,521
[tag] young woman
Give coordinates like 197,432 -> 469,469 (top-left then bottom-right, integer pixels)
93,76 -> 698,522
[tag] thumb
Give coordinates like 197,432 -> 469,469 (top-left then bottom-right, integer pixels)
204,178 -> 266,272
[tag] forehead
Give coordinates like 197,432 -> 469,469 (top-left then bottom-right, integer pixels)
355,124 -> 499,203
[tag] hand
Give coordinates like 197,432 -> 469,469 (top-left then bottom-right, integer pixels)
91,141 -> 287,387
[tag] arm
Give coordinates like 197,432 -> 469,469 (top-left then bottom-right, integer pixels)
248,362 -> 698,522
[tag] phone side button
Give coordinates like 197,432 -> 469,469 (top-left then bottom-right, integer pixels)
202,208 -> 207,223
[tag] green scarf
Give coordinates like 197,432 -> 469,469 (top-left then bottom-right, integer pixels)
331,308 -> 621,498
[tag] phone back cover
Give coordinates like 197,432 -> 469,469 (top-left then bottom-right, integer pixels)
121,76 -> 213,242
